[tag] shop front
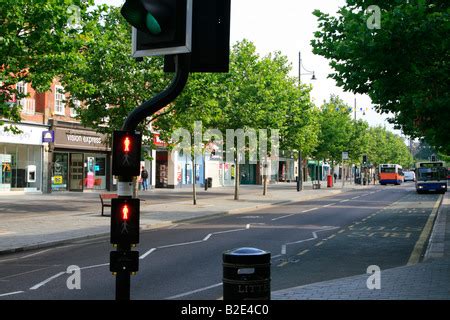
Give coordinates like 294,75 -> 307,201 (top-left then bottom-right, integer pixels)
52,125 -> 110,192
0,123 -> 47,192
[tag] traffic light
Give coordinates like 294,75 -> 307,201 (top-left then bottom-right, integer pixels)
121,0 -> 192,57
165,0 -> 231,72
363,155 -> 368,164
112,131 -> 142,177
111,198 -> 140,246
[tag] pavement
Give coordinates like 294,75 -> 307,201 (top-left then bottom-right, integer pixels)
272,190 -> 450,300
0,180 -> 361,254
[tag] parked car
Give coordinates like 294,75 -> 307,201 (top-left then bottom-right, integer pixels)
403,171 -> 416,182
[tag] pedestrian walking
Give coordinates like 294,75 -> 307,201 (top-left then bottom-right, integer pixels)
373,172 -> 377,185
333,172 -> 337,183
141,166 -> 149,190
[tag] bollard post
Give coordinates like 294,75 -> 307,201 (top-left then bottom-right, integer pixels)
223,247 -> 271,300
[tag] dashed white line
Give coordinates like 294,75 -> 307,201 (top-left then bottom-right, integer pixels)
140,248 -> 157,260
29,272 -> 65,290
281,245 -> 287,255
323,203 -> 336,208
352,196 -> 360,199
340,199 -> 349,203
302,207 -> 319,213
166,283 -> 222,300
0,291 -> 24,297
272,213 -> 296,221
246,224 -> 250,229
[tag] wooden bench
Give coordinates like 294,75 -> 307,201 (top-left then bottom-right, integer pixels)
99,193 -> 118,216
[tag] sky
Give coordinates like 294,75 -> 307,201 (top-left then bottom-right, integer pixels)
96,0 -> 400,134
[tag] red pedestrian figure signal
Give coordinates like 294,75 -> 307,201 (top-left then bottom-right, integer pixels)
124,137 -> 131,153
112,131 -> 142,176
111,198 -> 140,245
122,205 -> 129,220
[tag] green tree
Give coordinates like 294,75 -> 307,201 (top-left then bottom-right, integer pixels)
312,0 -> 450,154
313,96 -> 354,163
0,0 -> 93,126
365,126 -> 413,168
60,5 -> 171,139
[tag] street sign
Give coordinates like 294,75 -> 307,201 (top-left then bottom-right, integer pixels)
342,151 -> 349,160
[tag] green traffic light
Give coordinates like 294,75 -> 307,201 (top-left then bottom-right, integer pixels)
121,0 -> 162,35
146,12 -> 161,35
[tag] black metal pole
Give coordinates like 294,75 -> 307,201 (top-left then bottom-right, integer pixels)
122,54 -> 190,131
114,54 -> 190,301
116,243 -> 131,301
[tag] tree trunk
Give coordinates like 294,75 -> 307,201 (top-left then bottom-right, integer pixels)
192,156 -> 197,205
263,173 -> 267,196
234,156 -> 240,200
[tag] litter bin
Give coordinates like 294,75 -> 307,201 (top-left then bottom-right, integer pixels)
223,247 -> 271,300
207,177 -> 212,188
327,174 -> 333,188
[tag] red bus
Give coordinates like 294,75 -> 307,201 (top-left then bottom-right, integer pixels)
379,164 -> 404,185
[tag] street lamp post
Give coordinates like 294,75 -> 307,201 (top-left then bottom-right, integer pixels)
297,51 -> 316,192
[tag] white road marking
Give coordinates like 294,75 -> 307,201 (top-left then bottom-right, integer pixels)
80,263 -> 109,270
0,291 -> 24,297
340,199 -> 349,203
272,213 -> 296,221
323,203 -> 336,208
246,224 -> 250,229
302,207 -> 319,213
20,249 -> 53,259
29,272 -> 65,290
203,234 -> 212,241
352,196 -> 360,199
281,226 -> 340,253
158,239 -> 204,249
281,245 -> 286,255
140,248 -> 157,260
272,207 -> 319,221
166,283 -> 223,300
211,228 -> 246,235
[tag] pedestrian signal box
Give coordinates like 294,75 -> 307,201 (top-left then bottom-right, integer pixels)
112,131 -> 142,177
111,198 -> 140,246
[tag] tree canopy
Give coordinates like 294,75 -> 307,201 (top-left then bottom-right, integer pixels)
0,0 -> 93,125
312,0 -> 450,154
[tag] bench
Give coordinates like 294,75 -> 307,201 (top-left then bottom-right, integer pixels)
99,193 -> 118,216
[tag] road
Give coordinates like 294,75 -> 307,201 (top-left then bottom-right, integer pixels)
0,183 -> 441,300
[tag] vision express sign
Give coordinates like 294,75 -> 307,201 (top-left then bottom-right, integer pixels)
54,128 -> 110,151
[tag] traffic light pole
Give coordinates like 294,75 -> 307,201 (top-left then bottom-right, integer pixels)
122,54 -> 191,132
113,54 -> 190,301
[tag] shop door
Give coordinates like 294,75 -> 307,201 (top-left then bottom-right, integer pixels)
155,151 -> 168,188
69,153 -> 84,191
